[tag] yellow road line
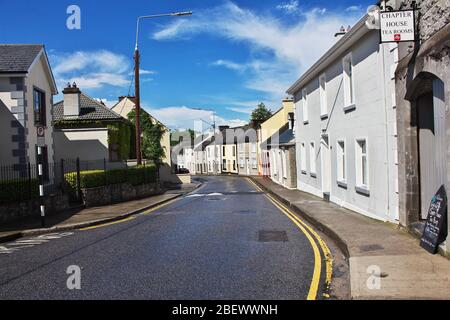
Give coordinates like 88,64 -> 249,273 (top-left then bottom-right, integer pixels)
141,198 -> 180,215
246,178 -> 333,299
80,216 -> 136,231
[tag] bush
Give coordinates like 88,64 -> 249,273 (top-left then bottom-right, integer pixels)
0,179 -> 39,203
64,165 -> 157,190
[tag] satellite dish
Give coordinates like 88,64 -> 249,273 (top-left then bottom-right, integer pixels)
365,5 -> 381,30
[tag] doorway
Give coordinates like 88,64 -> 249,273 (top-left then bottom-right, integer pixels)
417,78 -> 446,220
320,135 -> 332,201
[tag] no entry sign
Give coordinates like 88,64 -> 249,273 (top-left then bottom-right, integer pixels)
380,10 -> 415,43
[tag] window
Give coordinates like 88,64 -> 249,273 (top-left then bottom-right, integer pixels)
356,139 -> 369,189
251,143 -> 257,153
281,151 -> 287,179
233,160 -> 236,171
300,143 -> 307,173
222,159 -> 227,171
240,158 -> 244,168
302,88 -> 308,123
208,148 -> 211,157
337,140 -> 346,184
33,88 -> 46,126
223,146 -> 226,156
343,54 -> 355,108
233,146 -> 236,157
309,142 -> 316,176
252,158 -> 258,170
319,74 -> 328,117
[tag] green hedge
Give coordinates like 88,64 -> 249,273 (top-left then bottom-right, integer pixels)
64,165 -> 157,190
0,179 -> 39,203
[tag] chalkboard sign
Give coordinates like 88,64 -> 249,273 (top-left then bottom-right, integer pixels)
420,185 -> 448,254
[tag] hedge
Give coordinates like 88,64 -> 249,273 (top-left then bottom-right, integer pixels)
0,179 -> 39,203
64,165 -> 157,190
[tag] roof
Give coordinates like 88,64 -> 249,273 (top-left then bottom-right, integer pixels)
287,14 -> 369,95
261,123 -> 291,149
0,44 -> 44,73
53,93 -> 124,122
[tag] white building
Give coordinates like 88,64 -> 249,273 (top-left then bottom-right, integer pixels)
287,16 -> 399,223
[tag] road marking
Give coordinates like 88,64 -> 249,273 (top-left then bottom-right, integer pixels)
141,198 -> 182,215
80,216 -> 136,231
246,178 -> 333,300
0,232 -> 74,255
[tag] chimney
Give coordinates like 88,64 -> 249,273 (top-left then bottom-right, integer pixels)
63,82 -> 81,117
282,97 -> 294,110
219,125 -> 230,132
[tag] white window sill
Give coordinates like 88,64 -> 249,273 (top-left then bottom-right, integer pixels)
337,180 -> 347,189
310,172 -> 317,178
320,114 -> 328,120
303,120 -> 309,125
355,186 -> 370,196
301,170 -> 307,175
343,104 -> 356,113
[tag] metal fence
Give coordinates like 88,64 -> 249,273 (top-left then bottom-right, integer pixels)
0,159 -> 153,205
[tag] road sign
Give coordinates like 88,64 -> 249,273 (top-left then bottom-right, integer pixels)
380,10 -> 415,43
37,126 -> 45,137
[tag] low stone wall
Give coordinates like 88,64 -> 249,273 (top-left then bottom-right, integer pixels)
82,182 -> 161,207
0,193 -> 71,224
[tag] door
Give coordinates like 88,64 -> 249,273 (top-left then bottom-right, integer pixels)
320,135 -> 332,199
246,159 -> 250,175
418,79 -> 446,219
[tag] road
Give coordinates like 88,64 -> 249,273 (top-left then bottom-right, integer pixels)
0,176 -> 334,300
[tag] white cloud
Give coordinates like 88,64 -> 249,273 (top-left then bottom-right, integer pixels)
152,1 -> 362,101
146,105 -> 247,130
276,0 -> 300,15
50,50 -> 132,90
346,5 -> 363,12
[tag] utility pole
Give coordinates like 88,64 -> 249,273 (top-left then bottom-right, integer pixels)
134,11 -> 192,165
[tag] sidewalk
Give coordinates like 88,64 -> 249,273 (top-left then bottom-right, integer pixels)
0,183 -> 199,243
250,176 -> 450,300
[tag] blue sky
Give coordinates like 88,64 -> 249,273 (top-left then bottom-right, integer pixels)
0,0 -> 372,130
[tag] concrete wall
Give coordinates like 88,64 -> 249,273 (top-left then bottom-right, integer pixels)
293,30 -> 399,222
53,128 -> 109,161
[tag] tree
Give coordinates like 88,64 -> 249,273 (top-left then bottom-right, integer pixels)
170,129 -> 195,147
127,109 -> 167,164
251,103 -> 273,122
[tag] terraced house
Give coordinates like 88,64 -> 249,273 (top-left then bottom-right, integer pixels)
0,44 -> 58,169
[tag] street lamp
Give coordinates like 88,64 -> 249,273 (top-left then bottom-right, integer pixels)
193,108 -> 218,175
134,11 -> 193,165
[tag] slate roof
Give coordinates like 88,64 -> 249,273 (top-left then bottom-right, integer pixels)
53,93 -> 124,122
261,124 -> 292,149
0,44 -> 43,73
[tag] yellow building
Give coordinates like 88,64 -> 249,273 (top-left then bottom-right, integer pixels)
258,99 -> 294,175
111,96 -> 171,166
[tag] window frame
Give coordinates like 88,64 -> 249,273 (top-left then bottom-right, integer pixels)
336,139 -> 347,186
302,88 -> 309,124
355,138 -> 370,194
300,142 -> 307,174
33,87 -> 47,126
309,141 -> 317,177
342,53 -> 355,110
319,73 -> 328,119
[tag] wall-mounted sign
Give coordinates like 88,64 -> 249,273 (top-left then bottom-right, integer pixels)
380,10 -> 415,43
420,185 -> 448,254
37,126 -> 45,137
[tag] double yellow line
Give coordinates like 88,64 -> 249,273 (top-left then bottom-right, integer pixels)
247,178 -> 333,300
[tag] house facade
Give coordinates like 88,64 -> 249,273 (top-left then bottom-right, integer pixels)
53,84 -> 129,163
0,44 -> 58,169
259,99 -> 294,177
111,96 -> 171,166
287,16 -> 399,222
235,126 -> 259,176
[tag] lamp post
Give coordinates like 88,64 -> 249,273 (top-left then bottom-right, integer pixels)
134,11 -> 192,165
193,108 -> 218,175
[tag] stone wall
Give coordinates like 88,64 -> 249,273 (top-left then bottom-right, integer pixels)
82,182 -> 161,207
399,0 -> 450,41
0,192 -> 71,224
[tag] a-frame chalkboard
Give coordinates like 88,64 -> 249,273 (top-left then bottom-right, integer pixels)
420,185 -> 448,254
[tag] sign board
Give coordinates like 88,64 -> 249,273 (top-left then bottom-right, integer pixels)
420,185 -> 448,254
37,126 -> 45,137
380,10 -> 415,43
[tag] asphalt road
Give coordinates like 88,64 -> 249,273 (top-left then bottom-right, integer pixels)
0,176 -> 330,300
